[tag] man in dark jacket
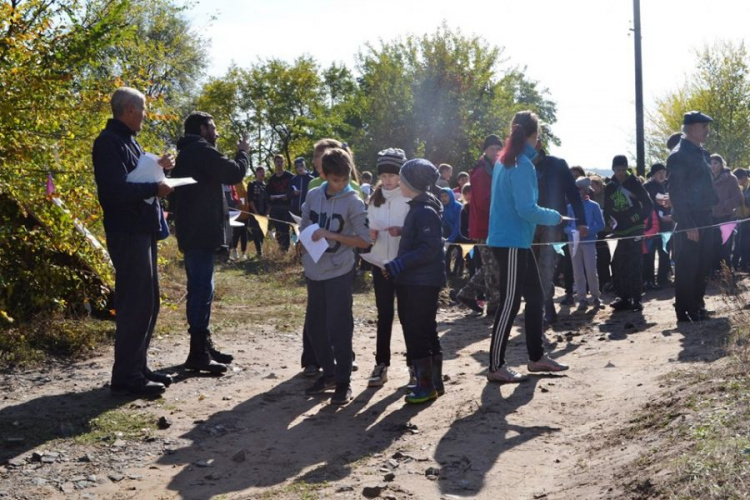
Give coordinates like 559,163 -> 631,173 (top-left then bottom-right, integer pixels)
604,155 -> 653,312
170,111 -> 250,372
533,148 -> 586,324
93,87 -> 175,397
667,111 -> 719,322
290,157 -> 314,216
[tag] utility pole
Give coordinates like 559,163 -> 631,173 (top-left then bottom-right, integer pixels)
633,0 -> 645,177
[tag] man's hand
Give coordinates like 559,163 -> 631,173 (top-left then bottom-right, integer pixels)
370,229 -> 379,242
387,226 -> 402,237
157,182 -> 174,198
238,134 -> 250,153
687,228 -> 699,242
158,153 -> 175,170
577,225 -> 588,238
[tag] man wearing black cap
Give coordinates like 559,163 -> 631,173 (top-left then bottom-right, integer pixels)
666,111 -> 719,322
643,163 -> 673,289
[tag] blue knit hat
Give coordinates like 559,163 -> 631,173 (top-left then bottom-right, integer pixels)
399,158 -> 439,193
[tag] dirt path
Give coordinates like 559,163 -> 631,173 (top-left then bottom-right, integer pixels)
0,283 -> 734,500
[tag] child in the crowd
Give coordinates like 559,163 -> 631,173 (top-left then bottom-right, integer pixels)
384,159 -> 446,404
437,163 -> 453,188
246,166 -> 269,257
229,181 -> 250,260
440,187 -> 464,276
453,171 -> 470,201
564,177 -> 605,311
301,147 -> 371,405
459,183 -> 478,277
360,170 -> 373,204
307,138 -> 363,198
365,148 -> 410,387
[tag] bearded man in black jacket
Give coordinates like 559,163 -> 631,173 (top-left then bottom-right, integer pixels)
170,111 -> 250,372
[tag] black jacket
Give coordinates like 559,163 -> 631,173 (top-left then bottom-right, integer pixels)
394,192 -> 446,288
170,135 -> 249,252
92,119 -> 160,234
603,173 -> 653,236
644,178 -> 673,231
666,138 -> 718,229
534,152 -> 586,226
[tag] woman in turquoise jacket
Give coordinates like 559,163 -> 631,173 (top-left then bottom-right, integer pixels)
486,110 -> 570,384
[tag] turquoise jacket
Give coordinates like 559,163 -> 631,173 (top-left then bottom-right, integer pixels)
487,143 -> 561,249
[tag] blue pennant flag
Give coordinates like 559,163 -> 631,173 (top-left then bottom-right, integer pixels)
551,242 -> 566,256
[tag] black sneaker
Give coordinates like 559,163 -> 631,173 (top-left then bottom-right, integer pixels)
610,297 -> 633,311
632,300 -> 644,312
331,384 -> 353,405
456,294 -> 483,313
144,369 -> 174,387
305,375 -> 336,395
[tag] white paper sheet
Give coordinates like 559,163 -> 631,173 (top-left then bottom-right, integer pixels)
165,177 -> 197,188
360,252 -> 387,269
228,209 -> 244,227
128,153 -> 165,204
570,229 -> 580,258
299,223 -> 329,263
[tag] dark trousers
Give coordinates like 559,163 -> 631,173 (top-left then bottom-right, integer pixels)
395,284 -> 441,360
489,247 -> 545,371
674,223 -> 714,315
612,237 -> 643,301
596,236 -> 612,288
643,238 -> 671,285
246,215 -> 264,255
184,249 -> 216,334
562,245 -> 574,294
732,220 -> 750,270
270,207 -> 291,252
107,232 -> 159,386
231,225 -> 248,252
373,269 -> 396,366
305,269 -> 354,385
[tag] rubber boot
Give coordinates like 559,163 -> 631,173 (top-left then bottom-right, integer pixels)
185,332 -> 228,374
432,353 -> 444,396
405,357 -> 437,404
207,332 -> 234,364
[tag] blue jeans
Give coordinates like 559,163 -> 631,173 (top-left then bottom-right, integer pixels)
184,249 -> 216,334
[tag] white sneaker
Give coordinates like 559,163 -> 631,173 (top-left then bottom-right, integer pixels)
487,365 -> 528,384
229,249 -> 238,260
367,363 -> 388,387
528,354 -> 569,373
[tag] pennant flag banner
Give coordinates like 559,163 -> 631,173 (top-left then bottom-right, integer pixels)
459,244 -> 474,259
46,173 -> 55,196
254,214 -> 270,236
720,222 -> 737,245
291,223 -> 300,237
606,238 -> 617,256
661,232 -> 672,253
551,242 -> 566,256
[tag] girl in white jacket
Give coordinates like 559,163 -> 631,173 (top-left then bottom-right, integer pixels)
366,148 -> 411,387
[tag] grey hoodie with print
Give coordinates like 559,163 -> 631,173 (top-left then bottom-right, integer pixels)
301,182 -> 370,281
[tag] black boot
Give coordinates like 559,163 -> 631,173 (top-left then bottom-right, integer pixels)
206,332 -> 234,364
185,332 -> 228,374
404,357 -> 437,404
432,353 -> 444,396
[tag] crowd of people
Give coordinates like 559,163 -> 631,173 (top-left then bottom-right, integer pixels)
93,86 -> 745,403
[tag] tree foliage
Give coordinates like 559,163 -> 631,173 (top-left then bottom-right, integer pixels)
648,40 -> 750,167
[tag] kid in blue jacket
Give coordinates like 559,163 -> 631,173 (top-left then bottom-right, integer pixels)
564,177 -> 606,310
486,110 -> 570,384
384,159 -> 446,404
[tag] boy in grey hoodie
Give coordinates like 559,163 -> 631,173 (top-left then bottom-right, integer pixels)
301,147 -> 371,405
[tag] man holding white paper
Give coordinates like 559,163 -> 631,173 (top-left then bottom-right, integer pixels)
93,87 -> 175,397
170,111 -> 250,374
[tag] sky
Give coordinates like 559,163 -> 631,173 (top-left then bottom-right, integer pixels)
186,0 -> 749,170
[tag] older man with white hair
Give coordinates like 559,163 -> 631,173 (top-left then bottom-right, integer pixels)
93,87 -> 175,396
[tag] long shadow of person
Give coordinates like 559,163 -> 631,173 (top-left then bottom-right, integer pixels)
660,316 -> 732,363
0,387 -> 135,464
158,375 -> 434,499
434,373 -> 560,496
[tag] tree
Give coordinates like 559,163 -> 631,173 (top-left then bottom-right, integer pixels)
648,41 -> 750,167
355,24 -> 558,171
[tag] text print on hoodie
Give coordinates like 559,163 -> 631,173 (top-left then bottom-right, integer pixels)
301,182 -> 370,281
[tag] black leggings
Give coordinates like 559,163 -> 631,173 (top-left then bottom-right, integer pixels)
489,247 -> 545,371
